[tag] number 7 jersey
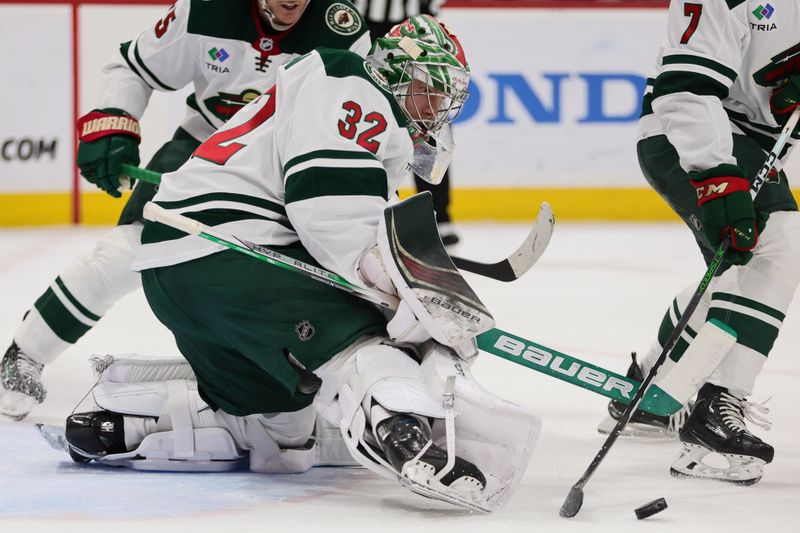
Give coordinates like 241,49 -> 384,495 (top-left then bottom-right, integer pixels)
639,0 -> 800,173
132,49 -> 414,286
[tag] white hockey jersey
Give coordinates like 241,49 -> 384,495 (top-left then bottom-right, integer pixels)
97,0 -> 370,142
132,49 -> 414,286
639,0 -> 800,173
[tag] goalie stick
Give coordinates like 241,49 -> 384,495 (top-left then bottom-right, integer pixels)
122,164 -> 553,282
559,107 -> 800,519
142,202 -> 677,417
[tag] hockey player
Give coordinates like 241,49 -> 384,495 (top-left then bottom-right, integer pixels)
0,0 -> 370,420
53,16 -> 540,512
602,0 -> 800,484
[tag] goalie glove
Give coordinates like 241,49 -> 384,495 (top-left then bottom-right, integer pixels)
689,163 -> 766,265
356,246 -> 396,296
359,246 -> 478,359
76,108 -> 141,198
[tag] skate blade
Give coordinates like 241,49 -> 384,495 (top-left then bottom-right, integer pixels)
400,461 -> 491,514
36,423 -> 105,461
597,415 -> 675,440
36,424 -> 70,452
670,443 -> 766,485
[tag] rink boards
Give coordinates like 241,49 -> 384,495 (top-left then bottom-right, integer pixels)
1,1 -> 796,225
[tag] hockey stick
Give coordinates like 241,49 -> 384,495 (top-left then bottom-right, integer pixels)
122,164 -> 553,282
450,202 -> 554,282
142,202 -> 676,417
559,107 -> 800,519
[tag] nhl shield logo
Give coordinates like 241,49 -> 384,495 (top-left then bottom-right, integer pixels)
295,320 -> 315,342
325,4 -> 362,36
259,37 -> 274,52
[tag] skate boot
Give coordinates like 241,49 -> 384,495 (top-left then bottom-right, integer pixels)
0,342 -> 46,420
670,383 -> 773,485
376,414 -> 487,511
65,411 -> 128,464
437,222 -> 460,246
597,352 -> 690,439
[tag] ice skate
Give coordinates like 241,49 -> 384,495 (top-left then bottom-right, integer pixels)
437,222 -> 460,246
0,342 -> 46,420
670,383 -> 773,485
376,414 -> 488,512
597,353 -> 690,439
64,411 -> 129,463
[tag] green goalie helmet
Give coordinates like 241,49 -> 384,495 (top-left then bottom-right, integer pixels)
367,15 -> 470,137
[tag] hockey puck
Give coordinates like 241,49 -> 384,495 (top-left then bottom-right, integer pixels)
634,497 -> 668,519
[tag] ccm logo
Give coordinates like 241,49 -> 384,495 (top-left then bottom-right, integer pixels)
493,334 -> 634,399
695,182 -> 728,199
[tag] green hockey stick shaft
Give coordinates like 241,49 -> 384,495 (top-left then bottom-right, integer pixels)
121,164 -> 161,185
142,202 -> 669,416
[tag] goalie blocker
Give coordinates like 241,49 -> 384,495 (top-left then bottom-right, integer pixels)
375,192 -> 495,350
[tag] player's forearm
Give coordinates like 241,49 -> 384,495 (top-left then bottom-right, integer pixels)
652,92 -> 737,173
95,62 -> 153,119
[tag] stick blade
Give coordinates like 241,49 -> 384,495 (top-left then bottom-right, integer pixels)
559,486 -> 584,518
506,201 -> 555,279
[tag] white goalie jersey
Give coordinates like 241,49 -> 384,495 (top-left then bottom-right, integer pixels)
97,0 -> 370,142
639,0 -> 800,173
132,48 -> 414,285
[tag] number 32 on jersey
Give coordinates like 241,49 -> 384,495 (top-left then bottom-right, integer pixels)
193,86 -> 388,165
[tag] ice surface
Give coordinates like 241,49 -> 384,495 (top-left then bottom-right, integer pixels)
0,222 -> 797,532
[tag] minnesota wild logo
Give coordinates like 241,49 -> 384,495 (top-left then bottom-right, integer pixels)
364,62 -> 390,93
203,89 -> 262,121
325,4 -> 361,36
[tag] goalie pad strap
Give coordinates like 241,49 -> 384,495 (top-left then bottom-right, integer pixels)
163,380 -> 195,459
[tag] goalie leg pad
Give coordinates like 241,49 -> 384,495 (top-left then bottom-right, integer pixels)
85,360 -> 244,471
79,355 -> 320,473
315,339 -> 448,483
421,343 -> 541,508
314,339 -> 540,510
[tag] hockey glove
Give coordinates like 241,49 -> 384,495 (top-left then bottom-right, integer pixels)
386,300 -> 479,361
689,164 -> 765,265
76,108 -> 141,198
770,76 -> 800,126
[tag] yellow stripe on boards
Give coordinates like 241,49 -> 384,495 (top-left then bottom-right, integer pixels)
398,187 -> 682,221
0,192 -> 130,226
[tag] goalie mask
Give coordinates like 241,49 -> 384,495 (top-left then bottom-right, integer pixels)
367,15 -> 470,184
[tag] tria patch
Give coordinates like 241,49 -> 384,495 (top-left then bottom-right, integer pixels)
295,320 -> 315,342
325,3 -> 361,36
750,2 -> 778,31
